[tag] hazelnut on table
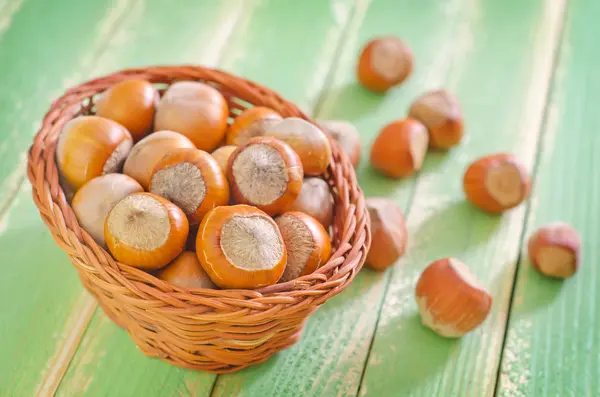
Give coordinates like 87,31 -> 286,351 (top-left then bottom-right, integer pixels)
416,258 -> 492,338
408,89 -> 464,150
370,119 -> 429,178
463,153 -> 530,214
365,198 -> 407,271
528,222 -> 581,279
357,36 -> 413,92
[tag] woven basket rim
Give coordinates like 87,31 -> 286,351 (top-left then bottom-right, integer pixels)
27,65 -> 371,304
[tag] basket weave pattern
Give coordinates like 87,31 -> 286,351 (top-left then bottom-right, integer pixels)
27,66 -> 370,373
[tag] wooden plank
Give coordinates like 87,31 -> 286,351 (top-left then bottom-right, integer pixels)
0,1 -> 245,396
359,0 -> 567,396
209,0 -> 490,395
497,0 -> 600,395
0,183 -> 97,397
0,1 -> 142,394
55,0 -> 357,395
0,0 -> 137,209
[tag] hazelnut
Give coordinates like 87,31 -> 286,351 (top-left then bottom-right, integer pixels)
227,136 -> 303,216
365,198 -> 407,271
528,223 -> 581,279
416,258 -> 492,338
320,120 -> 362,167
72,174 -> 143,247
196,205 -> 287,289
154,81 -> 229,152
210,145 -> 237,173
275,212 -> 332,283
463,153 -> 530,214
262,117 -> 332,175
408,89 -> 463,149
357,36 -> 413,92
157,251 -> 217,289
370,119 -> 428,178
150,148 -> 229,224
123,130 -> 195,190
226,106 -> 282,146
57,116 -> 133,189
95,79 -> 159,141
105,192 -> 189,270
288,177 -> 334,229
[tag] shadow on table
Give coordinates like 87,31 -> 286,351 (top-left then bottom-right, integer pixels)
409,200 -> 503,259
366,312 -> 461,392
317,82 -> 387,122
491,257 -> 564,318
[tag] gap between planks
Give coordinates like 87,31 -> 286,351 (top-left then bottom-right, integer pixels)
206,1 -> 366,395
492,0 -> 571,395
28,2 -> 141,395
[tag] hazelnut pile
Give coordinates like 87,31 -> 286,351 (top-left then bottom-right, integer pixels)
58,35 -> 583,342
59,79 -> 335,290
353,36 -> 583,339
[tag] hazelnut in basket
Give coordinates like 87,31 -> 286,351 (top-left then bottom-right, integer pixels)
123,130 -> 195,190
227,136 -> 303,216
30,67 -> 369,373
57,115 -> 133,189
95,79 -> 159,142
226,106 -> 282,146
155,81 -> 229,152
262,117 -> 332,175
149,148 -> 229,224
196,205 -> 287,289
104,192 -> 189,270
275,211 -> 332,283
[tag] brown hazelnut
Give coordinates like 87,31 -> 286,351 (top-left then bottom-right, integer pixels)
365,198 -> 407,271
320,120 -> 362,167
357,36 -> 413,92
408,89 -> 463,150
416,258 -> 492,338
370,119 -> 428,178
288,177 -> 334,229
528,223 -> 581,279
463,153 -> 530,214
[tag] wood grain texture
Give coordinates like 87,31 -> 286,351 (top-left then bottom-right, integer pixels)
359,0 -> 567,396
497,0 -> 600,395
0,0 -> 136,210
210,0 -> 489,395
0,184 -> 97,397
56,0 -> 358,395
0,1 -> 244,396
0,1 -> 141,395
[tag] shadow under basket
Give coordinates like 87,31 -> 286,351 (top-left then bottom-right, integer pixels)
27,65 -> 370,373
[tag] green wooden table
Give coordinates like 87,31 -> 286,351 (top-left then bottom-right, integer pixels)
0,0 -> 598,395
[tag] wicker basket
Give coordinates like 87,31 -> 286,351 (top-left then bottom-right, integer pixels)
27,65 -> 370,373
